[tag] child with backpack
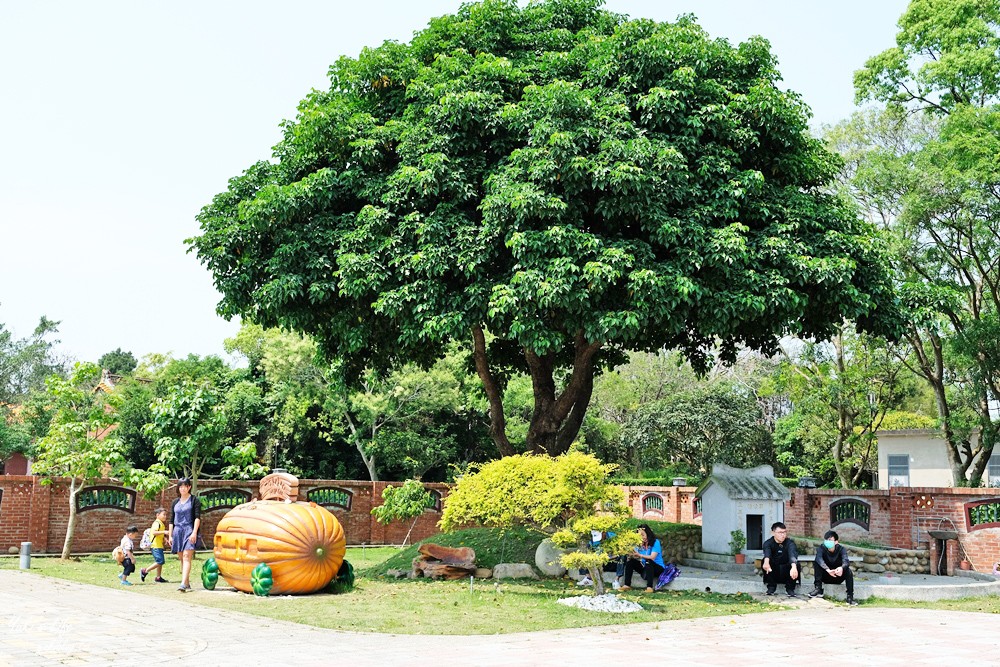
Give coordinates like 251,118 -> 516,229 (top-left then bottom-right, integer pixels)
140,508 -> 170,583
117,525 -> 140,586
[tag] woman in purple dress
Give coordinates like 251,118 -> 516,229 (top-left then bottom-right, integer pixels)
168,478 -> 201,592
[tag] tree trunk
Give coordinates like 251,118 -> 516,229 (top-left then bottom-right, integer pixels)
907,330 -> 969,485
589,564 -> 606,596
344,413 -> 379,481
524,332 -> 602,455
472,326 -> 514,457
61,479 -> 78,560
832,331 -> 853,489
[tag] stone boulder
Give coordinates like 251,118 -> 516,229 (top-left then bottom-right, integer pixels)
534,539 -> 569,577
492,563 -> 539,580
411,543 -> 477,580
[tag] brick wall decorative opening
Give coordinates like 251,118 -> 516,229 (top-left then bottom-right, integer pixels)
199,488 -> 252,512
641,493 -> 664,515
306,487 -> 352,510
966,499 -> 1000,531
76,486 -> 136,514
426,489 -> 442,512
830,498 -> 871,531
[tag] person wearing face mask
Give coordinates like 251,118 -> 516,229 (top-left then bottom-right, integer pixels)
808,530 -> 858,606
761,521 -> 799,597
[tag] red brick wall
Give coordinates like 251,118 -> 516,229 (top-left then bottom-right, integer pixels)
0,476 -> 450,554
623,486 -> 702,525
781,486 -> 1000,575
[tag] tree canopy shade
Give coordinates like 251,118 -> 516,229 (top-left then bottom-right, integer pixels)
190,0 -> 902,455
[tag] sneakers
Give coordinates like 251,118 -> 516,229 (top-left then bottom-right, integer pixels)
644,587 -> 654,593
847,596 -> 859,606
611,580 -> 621,590
120,580 -> 132,586
177,584 -> 191,593
140,568 -> 148,582
808,587 -> 824,598
765,589 -> 777,596
154,577 -> 169,583
619,585 -> 632,591
577,577 -> 592,586
787,590 -> 797,598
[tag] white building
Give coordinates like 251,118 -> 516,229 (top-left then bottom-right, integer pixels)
876,429 -> 1000,488
697,463 -> 790,556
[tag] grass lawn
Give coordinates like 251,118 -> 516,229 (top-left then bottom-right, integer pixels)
1,544 -> 774,634
865,597 -> 1000,614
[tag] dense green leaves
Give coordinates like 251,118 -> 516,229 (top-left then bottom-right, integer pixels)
190,0 -> 900,454
845,0 -> 1000,484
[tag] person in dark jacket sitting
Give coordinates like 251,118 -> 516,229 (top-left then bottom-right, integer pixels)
809,530 -> 858,606
761,521 -> 799,597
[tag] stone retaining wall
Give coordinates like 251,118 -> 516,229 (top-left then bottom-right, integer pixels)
794,537 -> 930,575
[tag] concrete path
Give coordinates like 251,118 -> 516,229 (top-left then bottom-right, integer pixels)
1,569 -> 998,666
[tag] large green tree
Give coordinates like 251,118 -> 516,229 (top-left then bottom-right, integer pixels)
31,363 -> 166,559
0,314 -> 65,404
853,0 -> 1000,484
190,0 -> 900,456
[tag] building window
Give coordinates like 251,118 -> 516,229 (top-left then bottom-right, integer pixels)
887,455 -> 910,487
988,454 -> 1000,488
693,496 -> 702,517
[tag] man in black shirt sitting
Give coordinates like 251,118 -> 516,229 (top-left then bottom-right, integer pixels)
761,521 -> 799,597
809,530 -> 858,606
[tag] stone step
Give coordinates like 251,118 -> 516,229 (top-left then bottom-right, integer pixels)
693,551 -> 740,563
682,557 -> 757,573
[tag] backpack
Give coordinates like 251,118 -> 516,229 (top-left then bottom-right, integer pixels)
139,528 -> 153,550
111,546 -> 125,564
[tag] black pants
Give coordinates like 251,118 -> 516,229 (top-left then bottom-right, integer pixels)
624,558 -> 664,588
763,563 -> 798,594
121,556 -> 135,578
813,562 -> 854,596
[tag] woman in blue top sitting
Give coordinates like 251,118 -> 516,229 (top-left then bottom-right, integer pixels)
621,524 -> 665,593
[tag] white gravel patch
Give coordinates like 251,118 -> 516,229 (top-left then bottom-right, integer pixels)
557,593 -> 643,613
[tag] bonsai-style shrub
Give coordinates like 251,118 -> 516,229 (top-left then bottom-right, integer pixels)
441,451 -> 639,594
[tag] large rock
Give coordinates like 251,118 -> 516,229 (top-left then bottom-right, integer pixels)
535,539 -> 569,577
493,563 -> 539,580
411,542 -> 477,580
418,543 -> 476,566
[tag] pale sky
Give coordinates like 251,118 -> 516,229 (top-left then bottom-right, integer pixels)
0,0 -> 909,365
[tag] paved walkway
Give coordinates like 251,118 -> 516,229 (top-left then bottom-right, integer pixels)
2,569 -> 998,666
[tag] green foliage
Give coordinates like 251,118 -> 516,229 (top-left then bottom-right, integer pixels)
372,479 -> 434,525
0,314 -> 65,404
729,529 -> 746,555
770,325 -> 913,488
441,451 -> 635,594
143,381 -> 228,487
846,0 -> 1000,484
190,0 -> 900,456
619,384 -> 773,477
327,559 -> 355,594
97,348 -> 137,376
31,363 -> 166,558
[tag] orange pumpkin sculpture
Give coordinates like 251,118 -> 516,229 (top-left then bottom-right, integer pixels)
212,471 -> 346,595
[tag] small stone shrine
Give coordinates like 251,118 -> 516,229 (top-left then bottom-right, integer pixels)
697,463 -> 790,556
